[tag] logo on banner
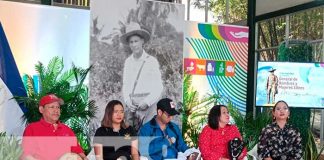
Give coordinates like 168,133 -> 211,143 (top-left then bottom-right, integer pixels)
215,61 -> 225,76
184,58 -> 196,74
225,61 -> 236,77
206,60 -> 216,75
196,59 -> 206,75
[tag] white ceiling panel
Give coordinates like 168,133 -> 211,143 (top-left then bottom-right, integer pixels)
256,0 -> 315,16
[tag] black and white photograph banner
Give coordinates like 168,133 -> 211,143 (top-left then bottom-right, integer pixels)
90,0 -> 185,133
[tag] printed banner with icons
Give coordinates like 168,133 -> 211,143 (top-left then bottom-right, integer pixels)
184,58 -> 236,77
183,21 -> 248,112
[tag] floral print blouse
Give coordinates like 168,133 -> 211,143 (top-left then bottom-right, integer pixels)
258,122 -> 302,160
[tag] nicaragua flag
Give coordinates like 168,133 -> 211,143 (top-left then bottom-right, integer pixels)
0,22 -> 27,136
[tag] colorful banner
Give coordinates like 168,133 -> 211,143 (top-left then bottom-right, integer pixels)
184,22 -> 249,112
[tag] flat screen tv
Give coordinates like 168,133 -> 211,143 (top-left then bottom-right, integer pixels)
255,61 -> 324,108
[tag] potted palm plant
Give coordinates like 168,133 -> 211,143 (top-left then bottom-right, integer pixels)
227,105 -> 272,151
182,74 -> 228,148
15,56 -> 97,154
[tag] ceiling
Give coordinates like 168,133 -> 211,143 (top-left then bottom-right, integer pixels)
256,0 -> 315,16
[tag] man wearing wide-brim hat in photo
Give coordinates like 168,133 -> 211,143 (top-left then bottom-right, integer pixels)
120,22 -> 151,45
266,67 -> 278,104
269,68 -> 276,72
21,94 -> 88,160
121,22 -> 163,132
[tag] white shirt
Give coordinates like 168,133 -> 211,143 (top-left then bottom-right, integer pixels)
122,50 -> 163,106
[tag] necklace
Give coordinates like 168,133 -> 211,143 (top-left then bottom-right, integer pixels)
230,144 -> 243,159
229,138 -> 244,160
231,149 -> 240,160
219,124 -> 226,135
221,128 -> 225,135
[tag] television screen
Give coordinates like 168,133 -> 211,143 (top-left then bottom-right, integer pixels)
255,62 -> 324,108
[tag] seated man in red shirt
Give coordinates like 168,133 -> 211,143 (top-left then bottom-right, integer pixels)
21,94 -> 88,160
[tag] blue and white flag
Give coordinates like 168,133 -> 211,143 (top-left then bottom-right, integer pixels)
0,22 -> 27,136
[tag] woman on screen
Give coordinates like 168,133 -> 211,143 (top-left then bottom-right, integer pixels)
258,100 -> 302,160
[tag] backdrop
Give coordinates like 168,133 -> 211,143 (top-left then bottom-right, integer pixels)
183,21 -> 249,112
89,0 -> 185,133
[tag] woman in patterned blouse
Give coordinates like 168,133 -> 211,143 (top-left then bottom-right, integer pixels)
258,100 -> 302,160
199,105 -> 247,160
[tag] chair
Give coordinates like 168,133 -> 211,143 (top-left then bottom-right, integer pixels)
247,144 -> 260,160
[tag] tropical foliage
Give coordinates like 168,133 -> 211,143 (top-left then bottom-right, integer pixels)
192,0 -> 247,23
192,1 -> 322,60
192,1 -> 322,61
278,41 -> 313,62
15,56 -> 97,154
316,145 -> 324,160
0,132 -> 22,160
227,106 -> 272,151
258,7 -> 323,61
303,129 -> 319,160
182,74 -> 229,148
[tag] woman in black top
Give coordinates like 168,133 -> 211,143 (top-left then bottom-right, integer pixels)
94,100 -> 139,160
258,100 -> 302,160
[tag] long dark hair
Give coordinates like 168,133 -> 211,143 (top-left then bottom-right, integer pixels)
101,100 -> 127,128
208,105 -> 227,129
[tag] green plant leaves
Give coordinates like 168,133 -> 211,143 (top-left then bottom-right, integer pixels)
228,105 -> 272,150
182,74 -> 228,148
15,56 -> 97,155
0,132 -> 23,160
303,128 -> 320,160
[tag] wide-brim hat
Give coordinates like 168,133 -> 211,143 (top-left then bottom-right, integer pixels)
269,68 -> 276,72
120,22 -> 150,45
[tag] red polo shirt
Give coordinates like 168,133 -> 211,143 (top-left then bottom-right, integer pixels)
21,118 -> 84,160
